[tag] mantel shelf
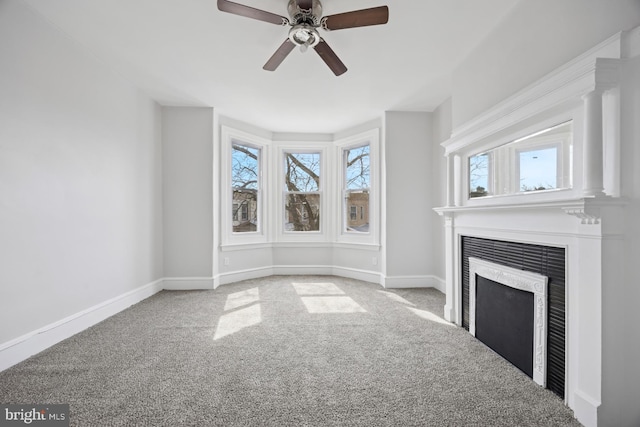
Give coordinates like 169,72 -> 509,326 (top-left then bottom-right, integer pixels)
433,195 -> 627,218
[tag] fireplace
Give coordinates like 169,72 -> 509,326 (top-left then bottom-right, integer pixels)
461,236 -> 565,397
431,29 -> 640,426
469,257 -> 548,386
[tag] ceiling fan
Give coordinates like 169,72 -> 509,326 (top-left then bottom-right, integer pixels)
217,0 -> 389,76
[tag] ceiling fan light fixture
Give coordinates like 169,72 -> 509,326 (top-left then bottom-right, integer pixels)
288,24 -> 320,49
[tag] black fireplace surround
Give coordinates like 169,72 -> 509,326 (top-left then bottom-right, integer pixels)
461,236 -> 566,398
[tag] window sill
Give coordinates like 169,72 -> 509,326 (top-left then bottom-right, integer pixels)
220,241 -> 381,252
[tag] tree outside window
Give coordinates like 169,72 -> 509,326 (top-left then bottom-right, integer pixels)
344,144 -> 370,233
232,143 -> 260,233
469,153 -> 490,198
284,152 -> 320,232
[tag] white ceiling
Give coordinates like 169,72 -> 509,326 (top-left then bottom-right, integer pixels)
24,0 -> 519,133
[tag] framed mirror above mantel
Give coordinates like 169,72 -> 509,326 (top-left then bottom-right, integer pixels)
437,35 -> 627,212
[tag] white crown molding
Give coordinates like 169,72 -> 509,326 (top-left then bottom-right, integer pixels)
442,32 -> 624,156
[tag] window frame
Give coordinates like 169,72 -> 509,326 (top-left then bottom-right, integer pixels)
335,129 -> 379,246
221,126 -> 269,247
275,143 -> 330,242
282,150 -> 323,234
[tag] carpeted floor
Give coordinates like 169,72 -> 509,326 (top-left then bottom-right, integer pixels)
0,276 -> 582,426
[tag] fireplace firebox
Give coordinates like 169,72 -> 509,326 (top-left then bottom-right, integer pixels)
461,236 -> 565,397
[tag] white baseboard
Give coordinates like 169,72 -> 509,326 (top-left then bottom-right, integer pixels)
216,267 -> 443,292
383,275 -> 446,292
572,390 -> 600,427
162,277 -> 214,290
0,271 -> 444,372
0,279 -> 163,372
216,267 -> 274,286
331,266 -> 384,285
272,265 -> 334,276
216,265 -> 384,288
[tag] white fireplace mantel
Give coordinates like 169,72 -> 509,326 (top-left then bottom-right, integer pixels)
433,28 -> 639,427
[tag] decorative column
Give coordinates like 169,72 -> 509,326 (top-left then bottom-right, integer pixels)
446,155 -> 455,207
453,154 -> 462,206
442,212 -> 457,323
582,90 -> 605,197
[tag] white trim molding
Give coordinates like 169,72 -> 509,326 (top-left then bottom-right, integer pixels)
162,277 -> 215,290
0,279 -> 164,372
383,275 -> 445,292
469,257 -> 548,386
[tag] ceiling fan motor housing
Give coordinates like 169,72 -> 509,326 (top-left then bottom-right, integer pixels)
287,0 -> 322,26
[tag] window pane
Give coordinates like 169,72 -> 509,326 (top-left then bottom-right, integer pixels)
284,193 -> 320,231
344,144 -> 370,234
345,145 -> 370,190
232,144 -> 259,233
469,153 -> 490,198
468,121 -> 572,199
285,153 -> 320,192
519,147 -> 558,191
346,190 -> 369,232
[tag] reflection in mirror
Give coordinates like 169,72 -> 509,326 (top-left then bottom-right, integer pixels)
468,121 -> 572,199
469,153 -> 491,197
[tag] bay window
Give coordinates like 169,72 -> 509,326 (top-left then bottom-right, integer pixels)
221,125 -> 379,247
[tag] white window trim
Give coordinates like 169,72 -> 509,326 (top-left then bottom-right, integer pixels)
275,143 -> 331,242
220,126 -> 270,247
335,129 -> 380,246
220,125 -> 380,248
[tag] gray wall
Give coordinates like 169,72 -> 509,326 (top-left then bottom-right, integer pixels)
384,111 -> 435,279
430,98 -> 452,281
0,0 -> 163,344
162,107 -> 214,278
452,0 -> 640,127
602,53 -> 640,427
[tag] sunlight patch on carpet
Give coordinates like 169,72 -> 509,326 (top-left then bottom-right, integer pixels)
214,304 -> 262,340
292,282 -> 345,295
406,307 -> 453,326
224,287 -> 260,311
300,296 -> 366,313
378,290 -> 416,306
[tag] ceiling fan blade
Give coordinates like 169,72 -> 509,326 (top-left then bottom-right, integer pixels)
263,39 -> 296,71
314,39 -> 347,76
322,6 -> 389,31
296,0 -> 313,10
217,0 -> 287,25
